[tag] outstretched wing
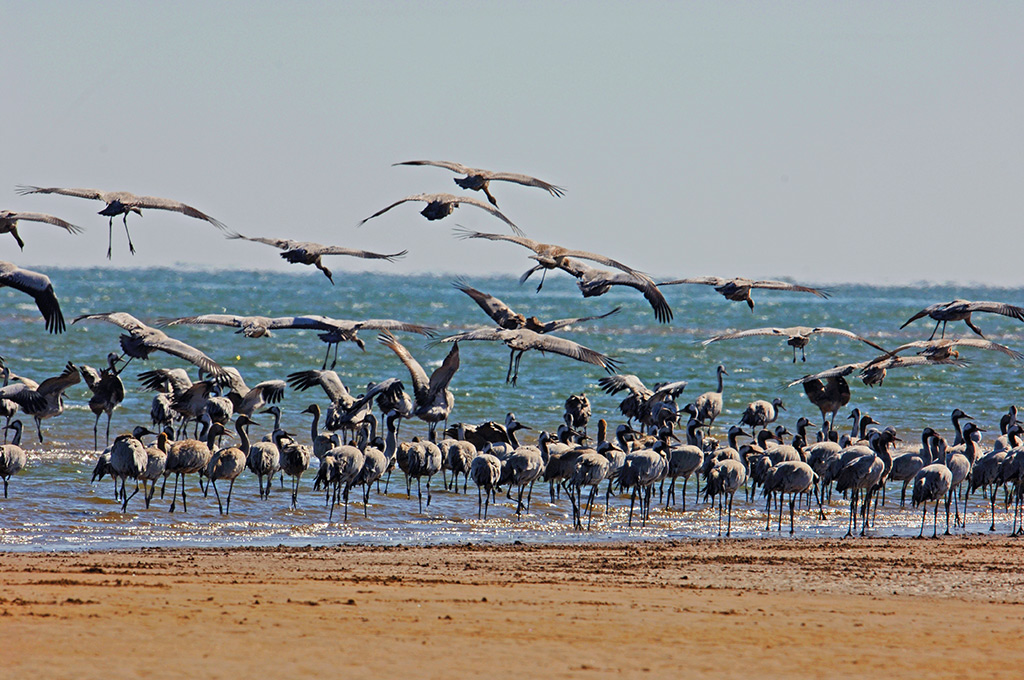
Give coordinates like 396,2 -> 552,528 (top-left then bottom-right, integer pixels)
962,301 -> 1024,321
428,341 -> 461,396
2,211 -> 84,234
597,374 -> 649,398
225,232 -> 296,250
317,245 -> 407,261
377,331 -> 430,398
809,327 -> 887,353
128,195 -> 227,229
750,280 -> 830,298
658,276 -> 729,287
16,185 -> 106,201
72,311 -> 148,334
787,362 -> 867,388
526,331 -> 619,372
536,306 -> 621,333
453,279 -> 522,327
393,159 -> 474,174
486,172 -> 565,197
156,314 -> 247,329
286,369 -> 351,403
145,334 -> 226,377
0,261 -> 65,333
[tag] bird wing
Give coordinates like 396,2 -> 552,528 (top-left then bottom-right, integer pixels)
809,327 -> 888,353
125,195 -> 227,229
453,279 -> 521,327
522,331 -> 619,372
650,380 -> 689,402
352,319 -> 437,337
144,334 -> 226,377
79,364 -> 102,389
317,245 -> 408,261
15,185 -> 107,201
749,280 -> 830,298
3,211 -> 84,234
0,384 -> 46,412
569,261 -> 673,324
947,337 -> 1024,360
657,276 -> 728,287
359,196 -> 425,224
155,314 -> 247,329
786,362 -> 867,388
485,172 -> 565,197
702,327 -> 794,345
899,303 -> 943,329
537,306 -> 621,333
377,332 -> 430,397
72,311 -> 148,334
286,369 -> 350,402
434,328 -> 505,344
452,227 -> 542,253
597,374 -> 649,397
428,341 -> 461,396
341,377 -> 405,417
393,159 -> 474,174
248,380 -> 287,404
962,301 -> 1024,321
225,232 -> 294,250
0,261 -> 65,333
137,368 -> 193,393
36,361 -> 81,396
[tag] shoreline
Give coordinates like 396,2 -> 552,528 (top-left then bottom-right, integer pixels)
3,537 -> 1023,679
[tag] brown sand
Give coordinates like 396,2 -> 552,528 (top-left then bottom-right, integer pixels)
1,536 -> 1022,679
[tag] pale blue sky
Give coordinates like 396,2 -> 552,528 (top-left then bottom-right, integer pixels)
5,2 -> 1023,284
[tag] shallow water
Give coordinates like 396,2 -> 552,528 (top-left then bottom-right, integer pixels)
1,269 -> 1021,550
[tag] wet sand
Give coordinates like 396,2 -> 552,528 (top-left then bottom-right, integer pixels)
1,536 -> 1023,679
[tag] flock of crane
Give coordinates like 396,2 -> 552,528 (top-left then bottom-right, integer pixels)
2,159 -> 1024,540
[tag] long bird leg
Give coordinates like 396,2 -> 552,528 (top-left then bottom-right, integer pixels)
331,343 -> 341,370
106,411 -> 113,449
212,480 -> 224,514
321,344 -> 332,371
107,216 -> 114,260
169,473 -> 179,512
122,214 -> 136,255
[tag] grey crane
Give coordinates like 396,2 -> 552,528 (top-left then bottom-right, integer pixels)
794,373 -> 851,436
454,228 -> 654,296
703,458 -> 747,537
521,256 -> 674,324
834,431 -> 896,537
378,332 -> 459,440
889,428 -> 938,507
912,462 -> 953,538
276,430 -> 311,509
0,261 -> 66,333
664,420 -> 706,510
739,398 -> 785,431
164,419 -> 225,513
900,299 -> 1024,339
434,327 -> 618,387
354,415 -> 389,515
159,313 -> 436,369
286,369 -> 366,440
7,361 -> 80,442
702,326 -> 886,363
454,278 -> 619,333
141,431 -> 169,509
563,393 -> 592,438
693,365 -> 727,431
762,461 -> 817,534
470,453 -> 503,519
0,420 -> 27,498
501,441 -> 545,519
109,429 -> 150,512
565,451 -> 610,530
393,160 -> 564,207
0,210 -> 83,250
226,231 -> 406,283
80,353 -> 126,450
788,355 -> 968,390
360,192 -> 523,235
598,374 -> 689,431
207,416 -> 253,514
659,276 -> 829,310
879,337 -> 1024,362
16,185 -> 226,258
73,312 -> 227,378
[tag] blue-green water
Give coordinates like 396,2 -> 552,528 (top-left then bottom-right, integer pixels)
1,268 -> 1022,549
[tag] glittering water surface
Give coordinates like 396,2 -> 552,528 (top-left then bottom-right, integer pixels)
0,268 -> 1021,550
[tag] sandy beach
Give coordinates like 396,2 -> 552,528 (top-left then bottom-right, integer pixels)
1,536 -> 1022,679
